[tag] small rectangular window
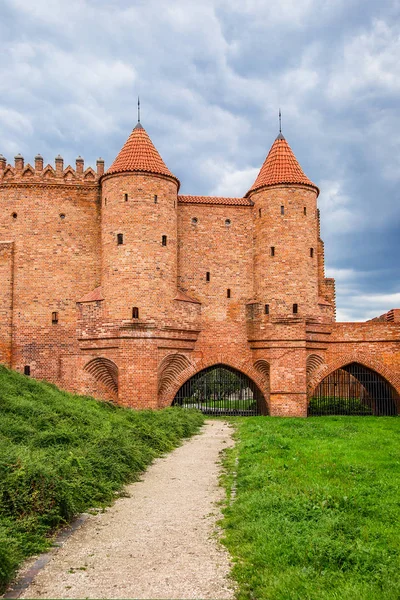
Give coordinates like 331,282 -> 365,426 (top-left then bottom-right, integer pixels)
117,233 -> 123,245
52,311 -> 59,324
24,365 -> 30,376
227,289 -> 231,298
162,235 -> 167,246
154,195 -> 158,204
304,206 -> 307,215
270,246 -> 275,257
259,208 -> 262,218
206,272 -> 210,282
132,307 -> 139,319
310,248 -> 314,258
281,205 -> 284,215
124,193 -> 128,202
265,304 -> 269,315
293,303 -> 298,314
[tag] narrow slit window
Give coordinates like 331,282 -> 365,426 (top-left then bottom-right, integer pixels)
293,303 -> 298,314
104,198 -> 107,206
162,235 -> 167,246
265,304 -> 269,315
117,233 -> 124,245
132,307 -> 139,319
303,206 -> 307,215
124,193 -> 128,202
270,246 -> 275,257
154,195 -> 158,204
259,208 -> 262,218
52,311 -> 59,324
206,271 -> 210,282
281,205 -> 285,215
227,289 -> 231,298
310,248 -> 314,258
24,365 -> 30,376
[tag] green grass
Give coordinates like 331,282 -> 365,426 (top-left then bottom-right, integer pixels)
220,417 -> 400,600
0,365 -> 204,593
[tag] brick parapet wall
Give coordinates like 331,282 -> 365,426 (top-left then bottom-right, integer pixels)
0,155 -> 102,185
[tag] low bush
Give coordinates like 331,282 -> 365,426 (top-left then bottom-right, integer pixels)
0,365 -> 204,592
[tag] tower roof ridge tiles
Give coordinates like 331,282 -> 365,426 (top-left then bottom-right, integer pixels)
178,195 -> 253,206
106,122 -> 180,188
246,134 -> 319,197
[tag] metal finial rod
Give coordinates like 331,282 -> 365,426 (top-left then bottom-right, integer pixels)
279,108 -> 282,133
138,97 -> 141,123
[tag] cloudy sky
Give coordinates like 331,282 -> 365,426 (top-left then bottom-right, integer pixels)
1,0 -> 399,321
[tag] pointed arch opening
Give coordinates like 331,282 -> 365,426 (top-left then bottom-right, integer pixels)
309,362 -> 399,416
172,364 -> 268,416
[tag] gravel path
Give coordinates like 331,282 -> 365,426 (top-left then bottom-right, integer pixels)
18,420 -> 234,599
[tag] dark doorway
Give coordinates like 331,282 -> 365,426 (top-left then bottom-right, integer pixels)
309,362 -> 399,416
173,364 -> 267,416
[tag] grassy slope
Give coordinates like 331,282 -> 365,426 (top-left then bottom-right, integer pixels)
0,365 -> 204,592
221,417 -> 400,600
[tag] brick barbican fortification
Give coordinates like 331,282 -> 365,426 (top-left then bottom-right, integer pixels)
0,121 -> 399,416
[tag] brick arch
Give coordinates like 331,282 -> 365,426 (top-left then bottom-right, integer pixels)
308,353 -> 400,398
306,353 -> 324,378
254,359 -> 270,381
84,357 -> 118,395
159,354 -> 270,412
158,353 -> 192,396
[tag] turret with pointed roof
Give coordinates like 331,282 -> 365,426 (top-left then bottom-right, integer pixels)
105,122 -> 180,190
246,133 -> 319,198
100,119 -> 180,324
251,129 -> 320,320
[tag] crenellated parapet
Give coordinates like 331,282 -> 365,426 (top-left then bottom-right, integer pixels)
0,153 -> 104,187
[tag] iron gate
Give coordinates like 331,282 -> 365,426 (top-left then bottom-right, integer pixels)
309,362 -> 399,416
173,364 -> 266,416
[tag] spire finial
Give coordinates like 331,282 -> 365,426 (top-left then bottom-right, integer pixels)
279,108 -> 282,133
138,97 -> 141,123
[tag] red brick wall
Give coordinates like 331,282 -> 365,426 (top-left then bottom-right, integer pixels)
0,241 -> 14,366
0,159 -> 101,382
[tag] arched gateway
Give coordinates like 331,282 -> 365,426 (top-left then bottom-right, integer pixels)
172,364 -> 268,416
309,362 -> 399,416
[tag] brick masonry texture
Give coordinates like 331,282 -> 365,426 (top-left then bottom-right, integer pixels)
0,127 -> 399,416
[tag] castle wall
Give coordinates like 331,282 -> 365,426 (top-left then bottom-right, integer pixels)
0,166 -> 101,382
0,131 -> 398,417
177,202 -> 254,352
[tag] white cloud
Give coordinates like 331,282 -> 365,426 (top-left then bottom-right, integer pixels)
209,163 -> 259,197
326,20 -> 400,104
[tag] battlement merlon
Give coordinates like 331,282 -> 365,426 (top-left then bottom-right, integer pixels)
0,154 -> 105,185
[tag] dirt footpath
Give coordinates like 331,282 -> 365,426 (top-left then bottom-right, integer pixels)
18,420 -> 234,600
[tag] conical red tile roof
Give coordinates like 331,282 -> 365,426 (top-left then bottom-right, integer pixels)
246,133 -> 319,197
106,123 -> 179,187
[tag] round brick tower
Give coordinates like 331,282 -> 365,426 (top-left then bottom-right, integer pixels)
247,132 -> 320,319
101,120 -> 179,322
